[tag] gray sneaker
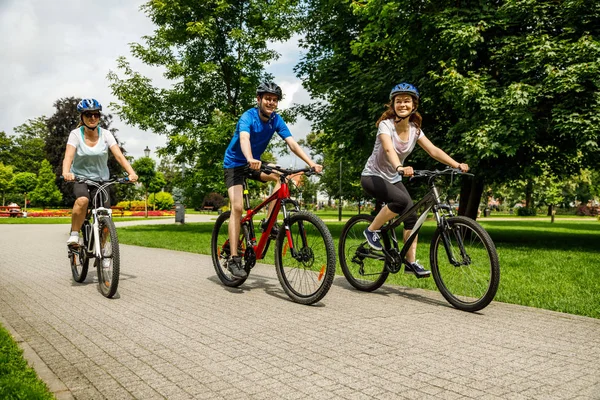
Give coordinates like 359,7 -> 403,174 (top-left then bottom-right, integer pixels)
227,256 -> 247,278
405,261 -> 431,278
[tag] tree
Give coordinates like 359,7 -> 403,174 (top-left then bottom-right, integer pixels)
108,0 -> 301,201
45,97 -> 127,206
30,160 -> 63,208
12,172 -> 40,212
0,131 -> 13,166
0,162 -> 14,205
296,0 -> 600,219
11,117 -> 49,174
132,157 -> 156,217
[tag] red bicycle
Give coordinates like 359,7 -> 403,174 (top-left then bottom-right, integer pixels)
211,165 -> 336,305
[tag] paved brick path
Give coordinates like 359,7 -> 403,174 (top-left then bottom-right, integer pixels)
0,222 -> 599,399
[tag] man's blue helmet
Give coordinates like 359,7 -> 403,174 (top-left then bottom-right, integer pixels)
77,98 -> 102,113
389,83 -> 419,100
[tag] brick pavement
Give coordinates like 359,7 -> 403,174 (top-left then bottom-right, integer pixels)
0,222 -> 599,399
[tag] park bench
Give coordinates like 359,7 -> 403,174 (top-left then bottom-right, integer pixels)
0,205 -> 23,218
201,205 -> 214,213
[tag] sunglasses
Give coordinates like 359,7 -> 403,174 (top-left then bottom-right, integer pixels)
83,112 -> 101,119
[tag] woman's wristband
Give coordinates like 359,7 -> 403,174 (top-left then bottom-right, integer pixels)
395,164 -> 403,172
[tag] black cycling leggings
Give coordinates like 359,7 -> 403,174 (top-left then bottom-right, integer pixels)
361,175 -> 417,230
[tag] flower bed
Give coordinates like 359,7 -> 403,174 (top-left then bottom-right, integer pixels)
27,209 -> 71,217
128,210 -> 175,217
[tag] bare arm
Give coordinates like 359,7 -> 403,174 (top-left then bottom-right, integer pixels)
417,136 -> 469,172
109,145 -> 138,182
379,134 -> 414,176
284,137 -> 322,173
240,131 -> 262,170
62,145 -> 76,180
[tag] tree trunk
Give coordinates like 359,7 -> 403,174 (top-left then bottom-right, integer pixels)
525,179 -> 533,208
458,176 -> 484,220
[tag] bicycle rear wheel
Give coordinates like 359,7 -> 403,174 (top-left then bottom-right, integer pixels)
211,211 -> 248,287
338,214 -> 388,291
275,211 -> 336,305
97,216 -> 120,298
430,216 -> 500,312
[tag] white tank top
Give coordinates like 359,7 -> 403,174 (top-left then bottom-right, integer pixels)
361,119 -> 424,183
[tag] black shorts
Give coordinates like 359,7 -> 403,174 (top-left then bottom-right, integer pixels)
224,165 -> 265,189
72,182 -> 111,208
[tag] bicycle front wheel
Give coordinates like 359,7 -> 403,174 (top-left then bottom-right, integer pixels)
97,216 -> 120,298
339,214 -> 388,291
430,216 -> 500,312
211,211 -> 248,287
275,211 -> 336,305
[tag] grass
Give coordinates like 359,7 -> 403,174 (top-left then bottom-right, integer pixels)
0,324 -> 54,399
117,217 -> 600,319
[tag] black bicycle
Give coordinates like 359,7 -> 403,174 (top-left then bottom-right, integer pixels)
338,168 -> 500,312
65,176 -> 130,298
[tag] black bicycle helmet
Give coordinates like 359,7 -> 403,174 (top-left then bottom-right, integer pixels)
256,82 -> 282,100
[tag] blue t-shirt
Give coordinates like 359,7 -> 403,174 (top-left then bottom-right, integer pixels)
223,108 -> 292,168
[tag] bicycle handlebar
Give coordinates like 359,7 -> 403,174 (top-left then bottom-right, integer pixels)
59,175 -> 132,184
259,164 -> 321,177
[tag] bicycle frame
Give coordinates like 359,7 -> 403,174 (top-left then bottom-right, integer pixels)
371,172 -> 464,271
78,179 -> 117,259
239,172 -> 299,260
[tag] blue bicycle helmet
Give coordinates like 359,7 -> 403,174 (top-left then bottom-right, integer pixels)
256,82 -> 282,100
389,83 -> 419,100
77,98 -> 102,113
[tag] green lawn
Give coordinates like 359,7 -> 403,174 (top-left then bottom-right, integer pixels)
117,218 -> 600,319
0,325 -> 54,399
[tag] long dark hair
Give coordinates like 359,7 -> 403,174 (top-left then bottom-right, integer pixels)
376,95 -> 422,130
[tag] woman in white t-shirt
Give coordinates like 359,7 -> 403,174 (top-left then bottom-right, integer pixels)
61,98 -> 138,245
360,83 -> 469,278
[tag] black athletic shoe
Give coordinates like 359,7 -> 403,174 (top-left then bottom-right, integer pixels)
227,256 -> 247,278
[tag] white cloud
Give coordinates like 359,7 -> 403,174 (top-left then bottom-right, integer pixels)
0,0 -> 314,164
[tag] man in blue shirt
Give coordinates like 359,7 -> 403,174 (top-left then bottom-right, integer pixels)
223,82 -> 323,278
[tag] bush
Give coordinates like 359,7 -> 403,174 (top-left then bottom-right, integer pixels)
517,207 -> 537,216
202,192 -> 227,210
115,200 -> 146,211
151,192 -> 175,211
576,205 -> 599,216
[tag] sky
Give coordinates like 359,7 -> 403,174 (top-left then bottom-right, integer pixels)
0,0 -> 313,166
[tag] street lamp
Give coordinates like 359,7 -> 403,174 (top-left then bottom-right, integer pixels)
144,146 -> 151,158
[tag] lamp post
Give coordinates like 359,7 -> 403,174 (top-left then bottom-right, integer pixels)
143,146 -> 150,218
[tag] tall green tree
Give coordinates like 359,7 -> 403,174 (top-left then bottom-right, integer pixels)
30,160 -> 63,208
149,171 -> 167,210
0,162 -> 14,206
108,0 -> 301,199
45,97 -> 126,206
11,117 -> 49,174
11,172 -> 37,211
296,0 -> 600,218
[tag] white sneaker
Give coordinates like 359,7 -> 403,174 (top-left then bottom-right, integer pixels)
67,234 -> 79,246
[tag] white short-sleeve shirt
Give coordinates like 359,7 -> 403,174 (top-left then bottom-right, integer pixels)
361,119 -> 424,183
67,127 -> 117,181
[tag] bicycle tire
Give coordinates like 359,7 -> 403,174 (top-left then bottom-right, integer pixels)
430,216 -> 500,312
274,211 -> 336,305
70,243 -> 89,283
211,211 -> 249,287
338,214 -> 389,292
97,216 -> 120,298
